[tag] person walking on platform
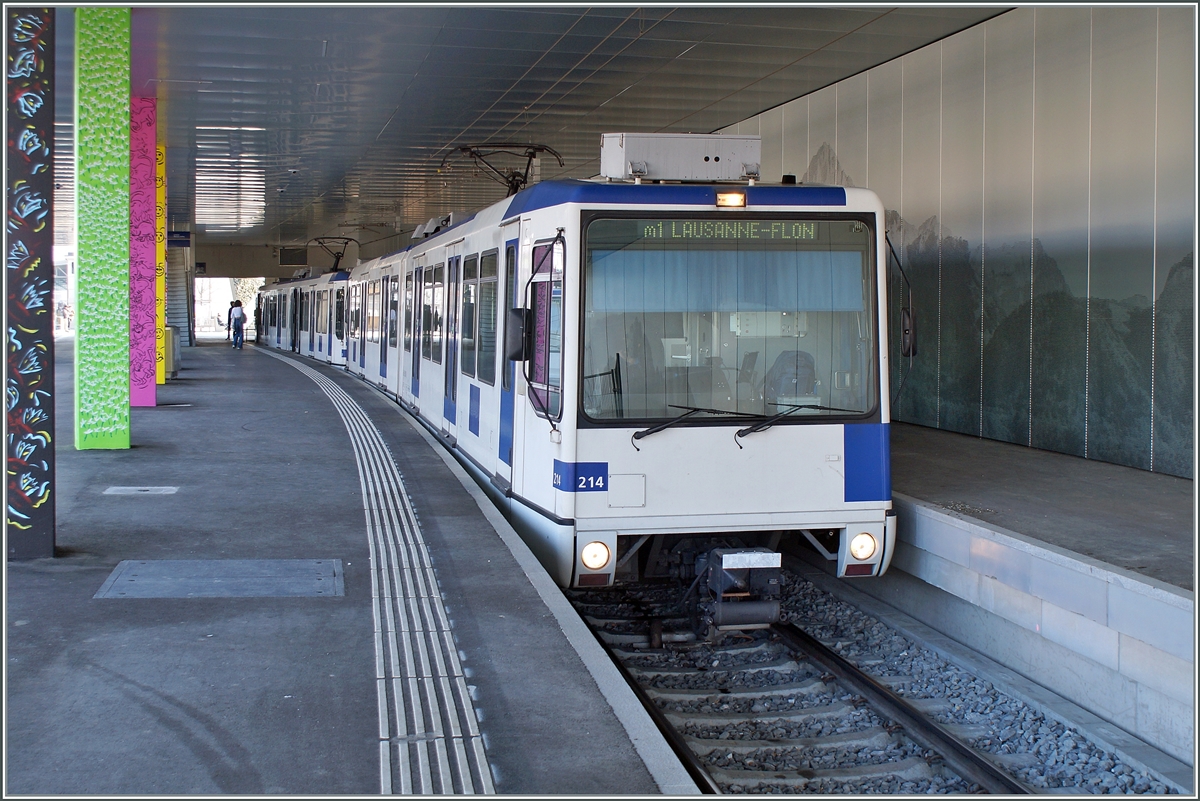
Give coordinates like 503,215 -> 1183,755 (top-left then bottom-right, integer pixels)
226,300 -> 235,340
230,300 -> 246,349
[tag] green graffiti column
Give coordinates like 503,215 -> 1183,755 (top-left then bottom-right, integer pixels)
74,7 -> 130,449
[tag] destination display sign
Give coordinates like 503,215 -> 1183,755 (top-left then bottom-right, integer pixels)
636,219 -> 820,242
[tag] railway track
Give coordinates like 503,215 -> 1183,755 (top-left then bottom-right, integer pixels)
569,586 -> 1032,794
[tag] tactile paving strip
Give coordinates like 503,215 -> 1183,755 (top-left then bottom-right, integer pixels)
261,349 -> 494,795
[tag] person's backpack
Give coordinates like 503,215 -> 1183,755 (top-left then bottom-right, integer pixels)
763,350 -> 816,402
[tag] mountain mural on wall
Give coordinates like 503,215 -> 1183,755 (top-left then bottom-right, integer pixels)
805,139 -> 1193,478
802,142 -> 856,187
1152,254 -> 1194,477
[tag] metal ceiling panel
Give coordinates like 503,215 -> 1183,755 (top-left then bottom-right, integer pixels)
63,5 -> 1011,248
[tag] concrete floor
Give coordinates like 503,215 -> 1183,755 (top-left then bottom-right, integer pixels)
6,338 -> 664,794
891,422 -> 1195,591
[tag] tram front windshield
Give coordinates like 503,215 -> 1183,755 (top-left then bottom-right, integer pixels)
582,216 -> 877,422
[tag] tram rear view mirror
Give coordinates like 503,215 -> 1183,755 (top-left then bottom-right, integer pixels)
505,308 -> 532,361
900,308 -> 917,358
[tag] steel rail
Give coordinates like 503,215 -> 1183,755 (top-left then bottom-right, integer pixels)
771,623 -> 1032,795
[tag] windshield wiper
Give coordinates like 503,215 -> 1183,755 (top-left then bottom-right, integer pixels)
735,403 -> 863,442
631,405 -> 757,449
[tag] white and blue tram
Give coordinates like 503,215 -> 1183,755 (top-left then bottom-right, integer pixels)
262,138 -> 897,593
259,270 -> 349,366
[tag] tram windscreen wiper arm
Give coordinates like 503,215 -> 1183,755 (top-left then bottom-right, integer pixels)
632,405 -> 756,442
735,403 -> 863,440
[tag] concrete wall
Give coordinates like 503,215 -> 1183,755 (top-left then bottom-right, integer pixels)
194,244 -> 298,279
854,493 -> 1194,765
721,6 -> 1195,478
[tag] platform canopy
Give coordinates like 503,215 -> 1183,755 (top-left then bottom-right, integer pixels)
57,6 -> 1002,251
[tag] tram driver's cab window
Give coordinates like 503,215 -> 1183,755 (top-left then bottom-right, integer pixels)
581,218 -> 876,422
528,238 -> 564,419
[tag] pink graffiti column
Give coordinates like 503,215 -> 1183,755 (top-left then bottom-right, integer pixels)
128,97 -> 156,406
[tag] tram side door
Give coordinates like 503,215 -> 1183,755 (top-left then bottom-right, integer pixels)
290,288 -> 300,352
334,287 -> 345,360
379,275 -> 389,378
497,226 -> 521,490
411,266 -> 423,397
308,290 -> 316,353
443,255 -> 460,428
355,281 -> 364,369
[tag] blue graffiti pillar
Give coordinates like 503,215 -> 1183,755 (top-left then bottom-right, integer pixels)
6,7 -> 56,558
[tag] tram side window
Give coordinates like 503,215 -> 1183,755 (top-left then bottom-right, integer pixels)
460,255 -> 478,377
502,245 -> 516,392
528,239 -> 564,418
299,292 -> 308,332
430,264 -> 444,364
366,280 -> 380,343
373,279 -> 382,342
421,271 -> 432,360
347,284 -> 359,340
388,276 -> 399,348
361,284 -> 370,342
358,284 -> 365,340
404,271 -> 414,352
478,250 -> 498,385
335,288 -> 345,339
316,291 -> 328,334
357,284 -> 365,340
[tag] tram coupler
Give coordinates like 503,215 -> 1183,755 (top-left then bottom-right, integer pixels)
694,547 -> 782,636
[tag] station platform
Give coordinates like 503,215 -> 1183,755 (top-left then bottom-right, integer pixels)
5,338 -> 697,795
836,422 -> 1195,780
890,422 -> 1194,591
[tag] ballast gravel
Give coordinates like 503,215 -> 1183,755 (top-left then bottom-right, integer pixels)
571,577 -> 1178,794
780,571 -> 1178,794
682,708 -> 883,742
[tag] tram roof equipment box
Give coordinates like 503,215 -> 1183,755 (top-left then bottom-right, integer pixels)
600,133 -> 761,182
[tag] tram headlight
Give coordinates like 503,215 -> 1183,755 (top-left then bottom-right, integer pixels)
581,541 -> 611,570
849,532 -> 877,561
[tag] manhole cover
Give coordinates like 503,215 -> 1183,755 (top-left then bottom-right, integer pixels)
94,559 -> 344,598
